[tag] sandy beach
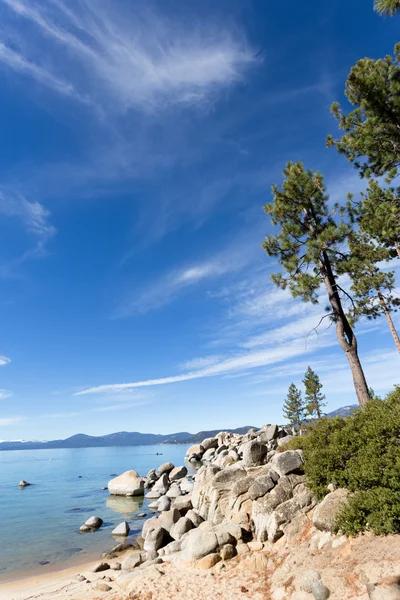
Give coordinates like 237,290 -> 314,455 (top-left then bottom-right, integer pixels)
0,552 -> 268,600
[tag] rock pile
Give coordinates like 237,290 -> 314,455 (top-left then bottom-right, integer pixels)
131,425 -> 314,567
97,424 -> 353,599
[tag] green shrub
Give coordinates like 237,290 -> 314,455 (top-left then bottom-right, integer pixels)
336,488 -> 400,536
298,386 -> 400,534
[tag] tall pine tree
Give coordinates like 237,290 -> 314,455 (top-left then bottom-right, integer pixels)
302,367 -> 326,419
327,43 -> 400,181
283,383 -> 305,428
263,162 -> 370,408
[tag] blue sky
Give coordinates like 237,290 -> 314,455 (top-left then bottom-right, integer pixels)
0,0 -> 399,440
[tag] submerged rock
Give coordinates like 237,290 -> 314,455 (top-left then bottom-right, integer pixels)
18,480 -> 31,487
84,516 -> 103,529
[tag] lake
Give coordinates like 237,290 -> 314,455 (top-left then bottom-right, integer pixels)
0,444 -> 192,581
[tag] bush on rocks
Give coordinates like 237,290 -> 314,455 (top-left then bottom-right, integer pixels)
299,387 -> 400,535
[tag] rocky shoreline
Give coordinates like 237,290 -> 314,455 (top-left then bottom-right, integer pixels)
6,424 -> 400,599
57,422 -> 399,599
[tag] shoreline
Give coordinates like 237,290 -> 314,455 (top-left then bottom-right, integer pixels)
0,549 -> 104,585
0,559 -> 102,600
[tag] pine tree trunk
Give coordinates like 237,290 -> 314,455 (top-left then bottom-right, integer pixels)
321,251 -> 370,409
378,290 -> 400,353
395,241 -> 400,259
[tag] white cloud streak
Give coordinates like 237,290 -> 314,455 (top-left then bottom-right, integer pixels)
0,0 -> 257,112
0,356 -> 11,366
114,238 -> 255,317
75,335 -> 336,396
0,416 -> 24,426
0,389 -> 12,400
0,187 -> 55,239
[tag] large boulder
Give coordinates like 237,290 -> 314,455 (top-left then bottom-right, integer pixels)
252,477 -> 294,541
202,448 -> 216,462
142,516 -> 159,538
259,424 -> 279,442
186,444 -> 204,457
201,437 -> 218,452
169,466 -> 188,481
170,516 -> 193,540
166,484 -> 182,498
249,475 -> 276,500
108,471 -> 144,496
262,486 -> 314,542
173,495 -> 193,514
143,526 -> 165,552
150,473 -> 169,497
157,495 -> 171,512
156,462 -> 175,477
186,509 -> 203,528
181,529 -> 219,562
313,489 -> 349,532
242,441 -> 268,467
192,465 -> 248,524
271,450 -> 303,477
158,507 -> 181,532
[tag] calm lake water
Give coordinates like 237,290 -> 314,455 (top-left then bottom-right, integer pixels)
0,444 -> 192,581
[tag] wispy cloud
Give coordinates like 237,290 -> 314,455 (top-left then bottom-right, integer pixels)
0,187 -> 56,274
0,0 -> 257,113
0,187 -> 55,239
114,236 -> 257,317
0,389 -> 12,400
0,416 -> 24,426
0,356 -> 11,366
0,41 -> 86,102
75,334 -> 336,396
43,396 -> 152,419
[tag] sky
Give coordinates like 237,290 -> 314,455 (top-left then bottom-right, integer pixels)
0,0 -> 399,440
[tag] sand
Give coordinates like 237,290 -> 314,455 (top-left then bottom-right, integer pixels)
2,522 -> 400,600
0,556 -> 267,600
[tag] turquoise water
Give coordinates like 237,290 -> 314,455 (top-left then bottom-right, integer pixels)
0,444 -> 192,581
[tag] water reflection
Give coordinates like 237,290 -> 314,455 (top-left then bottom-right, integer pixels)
106,494 -> 144,516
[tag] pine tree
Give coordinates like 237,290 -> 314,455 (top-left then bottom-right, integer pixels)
283,383 -> 305,428
263,162 -> 370,409
327,43 -> 400,181
374,0 -> 400,15
303,367 -> 326,419
338,231 -> 400,354
348,180 -> 400,259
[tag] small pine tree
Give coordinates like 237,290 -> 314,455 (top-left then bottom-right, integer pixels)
303,367 -> 326,419
283,383 -> 305,428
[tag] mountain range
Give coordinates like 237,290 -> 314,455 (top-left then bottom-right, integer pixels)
0,426 -> 255,451
0,405 -> 359,451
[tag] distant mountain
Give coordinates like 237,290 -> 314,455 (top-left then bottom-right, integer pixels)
0,406 -> 358,451
326,405 -> 358,418
0,427 -> 254,451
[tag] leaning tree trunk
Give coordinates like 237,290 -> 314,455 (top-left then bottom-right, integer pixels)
395,241 -> 400,259
378,290 -> 400,354
321,251 -> 370,409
